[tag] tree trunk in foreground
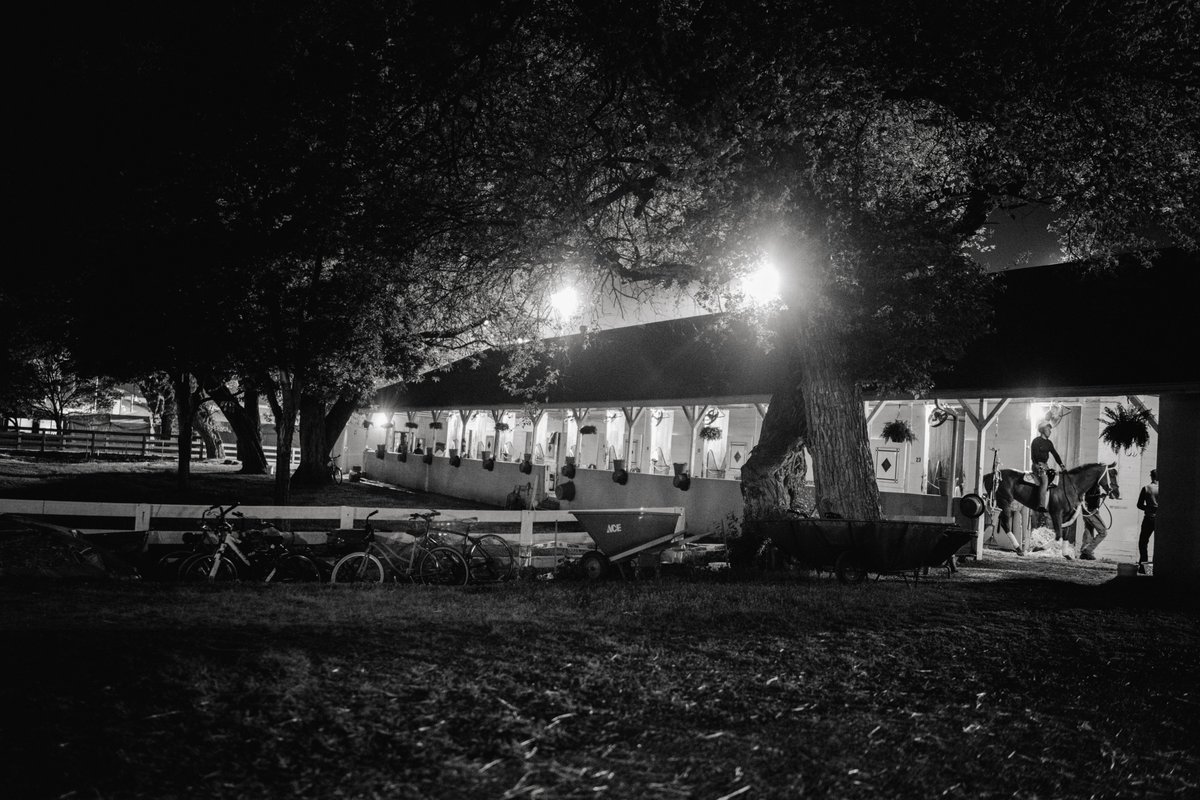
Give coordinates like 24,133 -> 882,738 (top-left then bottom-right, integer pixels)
795,332 -> 881,520
740,377 -> 811,518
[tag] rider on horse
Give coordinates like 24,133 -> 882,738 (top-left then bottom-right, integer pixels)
1030,422 -> 1066,513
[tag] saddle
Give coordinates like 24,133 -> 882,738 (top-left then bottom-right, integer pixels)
1022,469 -> 1057,486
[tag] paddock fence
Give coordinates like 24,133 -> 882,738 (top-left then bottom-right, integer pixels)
0,500 -> 688,568
0,429 -> 300,465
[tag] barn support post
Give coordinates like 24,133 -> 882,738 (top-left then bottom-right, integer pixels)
959,399 -> 1010,558
1153,392 -> 1200,584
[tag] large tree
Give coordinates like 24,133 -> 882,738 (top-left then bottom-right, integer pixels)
496,0 -> 1198,520
27,2 -> 579,501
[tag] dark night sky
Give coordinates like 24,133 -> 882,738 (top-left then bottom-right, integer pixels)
970,205 -> 1065,272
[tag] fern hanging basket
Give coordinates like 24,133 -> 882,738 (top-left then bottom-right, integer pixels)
578,424 -> 597,435
881,419 -> 917,444
404,422 -> 419,430
699,426 -> 723,441
494,422 -> 510,432
1099,404 -> 1154,454
428,421 -> 443,430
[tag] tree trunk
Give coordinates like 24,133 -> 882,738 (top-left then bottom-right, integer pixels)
740,379 -> 811,518
170,372 -> 194,493
293,393 -> 359,486
795,332 -> 881,520
195,401 -> 224,459
293,393 -> 332,486
265,371 -> 299,505
159,381 -> 177,440
204,377 -> 267,474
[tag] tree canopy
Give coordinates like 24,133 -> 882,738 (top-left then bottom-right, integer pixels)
13,0 -> 1197,513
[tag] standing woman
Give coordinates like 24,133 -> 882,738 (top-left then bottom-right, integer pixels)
1030,422 -> 1066,513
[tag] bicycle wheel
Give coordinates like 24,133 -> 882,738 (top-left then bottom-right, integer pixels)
181,555 -> 238,582
330,552 -> 386,583
466,535 -> 516,583
275,554 -> 323,583
177,552 -> 212,580
416,546 -> 469,586
153,550 -> 195,581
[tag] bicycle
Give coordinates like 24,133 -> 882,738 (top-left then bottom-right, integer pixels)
180,504 -> 323,583
328,454 -> 344,485
152,503 -> 231,580
329,510 -> 469,585
413,509 -> 517,583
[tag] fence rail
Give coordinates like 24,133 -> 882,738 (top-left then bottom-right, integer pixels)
0,429 -> 200,459
0,429 -> 299,464
0,500 -> 691,553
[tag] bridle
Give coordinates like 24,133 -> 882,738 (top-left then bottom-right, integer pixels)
1080,464 -> 1118,527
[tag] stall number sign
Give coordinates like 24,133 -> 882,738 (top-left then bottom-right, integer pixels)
606,523 -> 622,534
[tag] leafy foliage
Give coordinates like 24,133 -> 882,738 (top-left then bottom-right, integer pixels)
699,426 -> 723,441
1099,404 -> 1155,454
881,420 -> 917,444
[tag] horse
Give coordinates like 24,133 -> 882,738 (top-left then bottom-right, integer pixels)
983,462 -> 1120,555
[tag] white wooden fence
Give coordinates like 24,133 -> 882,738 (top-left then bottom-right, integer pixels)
0,500 -> 688,565
0,428 -> 299,464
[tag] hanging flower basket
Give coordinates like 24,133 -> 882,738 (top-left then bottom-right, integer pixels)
1099,404 -> 1154,454
699,426 -> 723,441
494,422 -> 510,432
428,421 -> 443,430
881,419 -> 917,444
578,424 -> 596,435
405,422 -> 419,430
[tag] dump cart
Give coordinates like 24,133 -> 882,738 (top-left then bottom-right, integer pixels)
571,509 -> 682,580
750,518 -> 975,584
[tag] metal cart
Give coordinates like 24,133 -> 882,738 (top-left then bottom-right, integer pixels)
571,509 -> 683,580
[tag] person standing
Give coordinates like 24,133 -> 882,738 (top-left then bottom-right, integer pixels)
1079,487 -> 1106,560
1136,468 -> 1159,573
1030,421 -> 1066,513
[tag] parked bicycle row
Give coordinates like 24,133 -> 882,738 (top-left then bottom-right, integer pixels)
150,504 -> 517,585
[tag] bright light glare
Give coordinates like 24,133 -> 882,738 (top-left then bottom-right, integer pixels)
372,413 -> 390,427
550,286 -> 580,318
741,262 -> 781,304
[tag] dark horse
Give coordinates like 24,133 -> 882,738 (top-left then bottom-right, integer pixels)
983,462 -> 1120,553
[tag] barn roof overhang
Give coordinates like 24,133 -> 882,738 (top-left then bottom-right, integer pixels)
373,249 -> 1198,413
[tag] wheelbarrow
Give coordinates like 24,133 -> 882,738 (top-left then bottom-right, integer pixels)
571,509 -> 682,580
749,518 -> 975,584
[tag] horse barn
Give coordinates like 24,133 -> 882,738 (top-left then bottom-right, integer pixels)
347,250 -> 1199,581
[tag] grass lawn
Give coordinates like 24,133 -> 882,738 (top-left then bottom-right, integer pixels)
0,453 -> 488,509
3,576 -> 1198,799
1,455 -> 1198,798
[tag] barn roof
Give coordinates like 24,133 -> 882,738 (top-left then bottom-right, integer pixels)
374,249 -> 1197,411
